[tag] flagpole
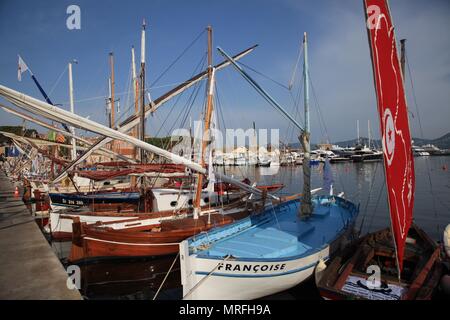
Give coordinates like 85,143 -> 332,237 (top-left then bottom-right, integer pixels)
68,61 -> 77,161
18,55 -> 71,133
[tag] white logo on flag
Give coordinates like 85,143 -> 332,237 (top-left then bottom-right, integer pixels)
382,108 -> 395,166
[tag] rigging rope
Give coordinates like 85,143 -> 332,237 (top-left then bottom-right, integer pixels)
358,161 -> 380,235
309,73 -> 330,144
139,54 -> 207,188
238,61 -> 290,90
289,41 -> 305,90
366,178 -> 386,234
48,65 -> 68,97
150,29 -> 206,87
182,254 -> 232,299
406,50 -> 441,235
152,252 -> 180,300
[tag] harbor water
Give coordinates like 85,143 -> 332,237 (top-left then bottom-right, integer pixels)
50,156 -> 450,300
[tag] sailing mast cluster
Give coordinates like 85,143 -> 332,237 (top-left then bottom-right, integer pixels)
0,0 -> 447,300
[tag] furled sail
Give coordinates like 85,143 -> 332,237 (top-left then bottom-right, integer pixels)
51,45 -> 258,184
0,84 -> 278,201
364,0 -> 415,271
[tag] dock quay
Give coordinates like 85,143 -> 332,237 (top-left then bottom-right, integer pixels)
0,171 -> 81,300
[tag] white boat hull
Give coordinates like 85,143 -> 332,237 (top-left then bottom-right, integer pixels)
180,243 -> 330,300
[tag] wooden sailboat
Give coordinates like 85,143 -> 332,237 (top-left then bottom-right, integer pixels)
315,224 -> 442,300
50,44 -> 259,185
68,199 -> 251,262
178,34 -> 359,300
40,25 -> 282,241
66,26 -> 283,261
315,0 -> 443,300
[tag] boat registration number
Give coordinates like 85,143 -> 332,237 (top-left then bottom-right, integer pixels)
61,199 -> 84,205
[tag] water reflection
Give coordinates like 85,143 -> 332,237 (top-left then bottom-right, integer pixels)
74,256 -> 181,300
222,157 -> 449,240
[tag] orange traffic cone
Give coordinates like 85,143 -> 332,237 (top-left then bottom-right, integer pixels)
14,186 -> 19,198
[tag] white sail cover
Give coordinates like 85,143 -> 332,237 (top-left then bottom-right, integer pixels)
0,84 -> 277,200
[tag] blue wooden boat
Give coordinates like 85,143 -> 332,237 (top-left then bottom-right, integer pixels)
178,35 -> 360,300
180,195 -> 358,299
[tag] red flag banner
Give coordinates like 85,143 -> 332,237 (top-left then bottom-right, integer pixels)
364,0 -> 415,271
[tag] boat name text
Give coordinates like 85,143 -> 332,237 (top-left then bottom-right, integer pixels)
217,262 -> 286,273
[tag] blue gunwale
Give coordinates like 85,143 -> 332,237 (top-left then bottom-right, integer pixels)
187,196 -> 359,263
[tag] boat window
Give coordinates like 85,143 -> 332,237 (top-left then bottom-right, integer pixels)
188,199 -> 193,205
170,201 -> 178,207
204,197 -> 209,203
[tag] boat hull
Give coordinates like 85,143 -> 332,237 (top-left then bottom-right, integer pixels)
49,191 -> 140,208
69,212 -> 247,263
181,246 -> 329,300
315,224 -> 443,300
180,196 -> 359,300
48,210 -> 177,241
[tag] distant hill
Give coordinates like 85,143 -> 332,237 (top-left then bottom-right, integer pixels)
334,132 -> 450,149
411,132 -> 450,149
288,132 -> 450,150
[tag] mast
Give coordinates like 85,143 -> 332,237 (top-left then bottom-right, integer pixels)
193,25 -> 214,218
140,20 -> 146,163
131,45 -> 139,161
400,39 -> 406,80
109,52 -> 116,154
368,120 -> 371,149
68,61 -> 77,161
300,32 -> 312,218
109,52 -> 115,128
53,45 -> 258,184
107,77 -> 112,127
0,83 -> 278,201
17,55 -> 70,132
131,46 -> 139,188
357,119 -> 360,145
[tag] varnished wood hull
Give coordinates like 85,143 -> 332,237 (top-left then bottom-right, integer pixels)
69,212 -> 248,263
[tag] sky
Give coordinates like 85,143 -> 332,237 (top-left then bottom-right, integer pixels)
0,0 -> 449,144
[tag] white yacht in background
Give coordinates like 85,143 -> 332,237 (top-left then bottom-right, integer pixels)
412,145 -> 430,156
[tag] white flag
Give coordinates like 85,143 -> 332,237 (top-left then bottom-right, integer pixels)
18,55 -> 29,81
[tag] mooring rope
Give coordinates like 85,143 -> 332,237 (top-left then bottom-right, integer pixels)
152,252 -> 180,300
182,254 -> 232,299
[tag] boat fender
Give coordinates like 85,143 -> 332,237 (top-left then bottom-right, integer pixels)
314,259 -> 327,285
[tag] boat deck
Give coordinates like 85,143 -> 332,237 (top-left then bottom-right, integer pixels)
193,197 -> 358,260
0,171 -> 82,299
